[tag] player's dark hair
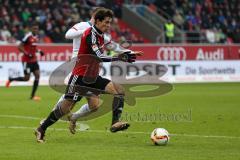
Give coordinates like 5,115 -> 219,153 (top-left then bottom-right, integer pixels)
30,21 -> 39,27
94,9 -> 114,22
91,7 -> 105,16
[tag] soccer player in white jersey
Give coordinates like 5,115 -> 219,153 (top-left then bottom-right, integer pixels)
62,7 -> 133,134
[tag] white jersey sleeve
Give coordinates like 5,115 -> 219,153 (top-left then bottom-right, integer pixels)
65,22 -> 92,58
65,28 -> 85,39
65,22 -> 87,39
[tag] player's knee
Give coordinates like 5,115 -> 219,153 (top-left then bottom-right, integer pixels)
91,107 -> 99,112
111,83 -> 125,95
23,76 -> 30,81
34,74 -> 40,80
61,99 -> 75,114
89,106 -> 99,112
35,76 -> 40,80
116,86 -> 125,96
89,101 -> 100,112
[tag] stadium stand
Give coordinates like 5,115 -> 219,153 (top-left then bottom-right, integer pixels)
149,0 -> 240,43
0,0 -> 146,44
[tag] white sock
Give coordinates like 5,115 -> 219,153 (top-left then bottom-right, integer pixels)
71,104 -> 91,121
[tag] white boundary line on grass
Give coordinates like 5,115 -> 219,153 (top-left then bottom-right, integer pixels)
0,115 -> 42,120
0,125 -> 240,140
1,114 -> 240,140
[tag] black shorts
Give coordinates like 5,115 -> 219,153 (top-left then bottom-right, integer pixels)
22,62 -> 39,75
64,75 -> 110,102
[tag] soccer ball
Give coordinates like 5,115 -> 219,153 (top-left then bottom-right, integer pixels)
150,128 -> 170,146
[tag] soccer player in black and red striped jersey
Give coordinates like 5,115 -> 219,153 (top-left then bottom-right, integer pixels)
5,22 -> 44,100
35,8 -> 142,143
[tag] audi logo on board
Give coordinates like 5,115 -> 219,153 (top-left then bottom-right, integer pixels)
157,47 -> 187,60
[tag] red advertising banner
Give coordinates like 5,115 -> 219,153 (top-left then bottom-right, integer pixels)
131,44 -> 240,61
0,44 -> 239,61
0,44 -> 72,61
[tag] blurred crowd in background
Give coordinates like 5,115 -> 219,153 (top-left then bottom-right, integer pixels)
0,0 -> 144,44
0,0 -> 240,44
148,0 -> 240,43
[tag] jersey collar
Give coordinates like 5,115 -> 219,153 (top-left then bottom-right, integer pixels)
88,21 -> 92,26
92,25 -> 103,36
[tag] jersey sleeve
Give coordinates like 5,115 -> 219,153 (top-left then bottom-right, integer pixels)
86,30 -> 118,62
65,22 -> 87,39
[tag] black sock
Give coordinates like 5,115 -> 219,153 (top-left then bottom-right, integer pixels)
31,80 -> 39,99
9,77 -> 25,82
41,104 -> 64,131
112,95 -> 124,125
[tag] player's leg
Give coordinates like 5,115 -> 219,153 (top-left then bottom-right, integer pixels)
105,81 -> 130,132
6,62 -> 30,87
31,62 -> 40,100
57,94 -> 65,104
70,97 -> 100,122
35,74 -> 81,142
70,103 -> 90,121
40,79 -> 81,126
35,98 -> 76,143
68,75 -> 107,134
39,94 -> 66,125
68,95 -> 100,134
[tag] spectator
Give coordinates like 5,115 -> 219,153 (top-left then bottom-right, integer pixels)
21,8 -> 32,23
173,10 -> 184,27
49,28 -> 65,43
0,25 -> 12,43
155,0 -> 240,43
164,19 -> 175,43
39,30 -> 52,43
205,29 -> 216,43
215,28 -> 226,43
232,28 -> 240,43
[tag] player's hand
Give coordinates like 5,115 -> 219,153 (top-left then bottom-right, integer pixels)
118,51 -> 143,63
131,51 -> 143,56
39,50 -> 45,56
37,49 -> 44,56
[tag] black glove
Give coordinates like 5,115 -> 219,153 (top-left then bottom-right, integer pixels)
118,51 -> 136,63
39,50 -> 45,56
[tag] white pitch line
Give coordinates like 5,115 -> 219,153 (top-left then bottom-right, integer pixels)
1,115 -> 240,140
0,115 -> 42,120
0,114 -> 67,123
0,125 -> 240,140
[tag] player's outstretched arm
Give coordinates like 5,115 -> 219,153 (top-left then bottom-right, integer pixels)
116,51 -> 143,63
86,29 -> 143,63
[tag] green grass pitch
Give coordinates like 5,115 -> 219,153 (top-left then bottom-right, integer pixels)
0,83 -> 240,160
